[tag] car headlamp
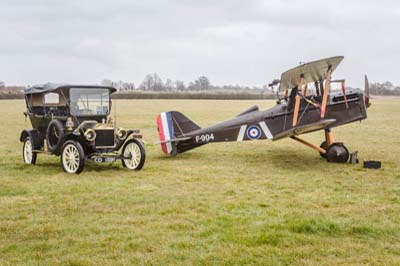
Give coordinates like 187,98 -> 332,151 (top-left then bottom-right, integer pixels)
117,128 -> 127,140
84,128 -> 96,142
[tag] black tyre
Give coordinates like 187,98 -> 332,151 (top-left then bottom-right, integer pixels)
46,119 -> 65,154
121,139 -> 146,170
22,137 -> 37,165
319,141 -> 328,158
326,143 -> 350,163
60,140 -> 85,174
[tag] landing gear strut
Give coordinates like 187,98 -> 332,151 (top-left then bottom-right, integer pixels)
291,128 -> 350,163
319,141 -> 328,159
321,128 -> 349,163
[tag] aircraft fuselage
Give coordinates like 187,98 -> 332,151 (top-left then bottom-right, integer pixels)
175,89 -> 367,154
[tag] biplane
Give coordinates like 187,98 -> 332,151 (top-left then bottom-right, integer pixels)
156,56 -> 370,163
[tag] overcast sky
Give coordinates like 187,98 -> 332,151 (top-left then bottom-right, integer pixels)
1,0 -> 399,87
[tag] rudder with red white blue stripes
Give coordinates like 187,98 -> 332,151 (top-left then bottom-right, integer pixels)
157,112 -> 175,154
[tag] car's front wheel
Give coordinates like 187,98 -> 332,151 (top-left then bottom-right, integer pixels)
121,139 -> 146,170
23,137 -> 37,165
61,140 -> 85,174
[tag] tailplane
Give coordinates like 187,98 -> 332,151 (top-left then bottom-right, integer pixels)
156,111 -> 201,155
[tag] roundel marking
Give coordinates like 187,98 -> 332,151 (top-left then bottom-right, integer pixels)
246,125 -> 261,140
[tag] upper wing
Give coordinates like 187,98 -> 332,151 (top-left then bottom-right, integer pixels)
278,56 -> 344,92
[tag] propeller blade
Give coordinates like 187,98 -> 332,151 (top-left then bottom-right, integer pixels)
364,75 -> 371,108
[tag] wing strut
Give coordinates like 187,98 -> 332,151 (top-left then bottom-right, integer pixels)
320,67 -> 332,118
331,79 -> 348,109
303,83 -> 308,96
341,80 -> 348,109
292,76 -> 304,127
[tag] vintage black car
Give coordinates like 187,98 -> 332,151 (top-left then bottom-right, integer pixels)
20,83 -> 145,174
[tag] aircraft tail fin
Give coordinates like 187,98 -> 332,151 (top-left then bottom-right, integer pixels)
156,111 -> 201,155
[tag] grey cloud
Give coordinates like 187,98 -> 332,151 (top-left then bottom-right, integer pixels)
0,0 -> 399,86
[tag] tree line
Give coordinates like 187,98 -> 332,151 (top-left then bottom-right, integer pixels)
101,74 -> 267,93
369,81 -> 400,96
1,78 -> 400,99
101,75 -> 400,96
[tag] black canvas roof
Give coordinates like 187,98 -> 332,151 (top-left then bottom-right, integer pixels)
24,83 -> 117,95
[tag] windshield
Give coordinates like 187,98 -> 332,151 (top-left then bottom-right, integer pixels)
69,88 -> 110,116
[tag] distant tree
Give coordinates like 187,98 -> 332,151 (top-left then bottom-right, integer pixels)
187,81 -> 195,90
139,73 -> 163,91
101,79 -> 135,91
0,81 -> 5,88
262,84 -> 273,94
381,81 -> 394,90
139,75 -> 152,91
194,76 -> 211,91
116,80 -> 124,91
164,79 -> 175,91
370,81 -> 400,95
175,80 -> 186,91
122,82 -> 135,91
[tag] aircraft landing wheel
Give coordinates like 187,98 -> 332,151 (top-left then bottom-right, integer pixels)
325,143 -> 349,163
319,141 -> 328,159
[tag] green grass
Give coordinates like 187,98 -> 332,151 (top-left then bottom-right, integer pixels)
0,99 -> 399,265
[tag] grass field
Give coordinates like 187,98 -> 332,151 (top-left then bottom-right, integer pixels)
0,99 -> 399,266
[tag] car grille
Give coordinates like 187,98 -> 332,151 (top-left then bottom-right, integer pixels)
95,129 -> 115,148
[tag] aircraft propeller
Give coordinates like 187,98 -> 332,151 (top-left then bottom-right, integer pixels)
364,75 -> 371,108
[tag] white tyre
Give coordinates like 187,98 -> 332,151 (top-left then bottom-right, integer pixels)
23,137 -> 37,165
121,139 -> 145,170
61,141 -> 85,174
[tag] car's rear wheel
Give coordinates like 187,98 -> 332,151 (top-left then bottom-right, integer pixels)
23,137 -> 37,165
121,139 -> 145,170
61,141 -> 85,174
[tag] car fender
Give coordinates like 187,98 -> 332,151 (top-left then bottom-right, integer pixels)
127,130 -> 142,139
115,130 -> 143,151
61,133 -> 91,154
20,129 -> 42,150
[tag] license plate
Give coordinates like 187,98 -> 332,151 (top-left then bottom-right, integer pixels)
93,157 -> 116,163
